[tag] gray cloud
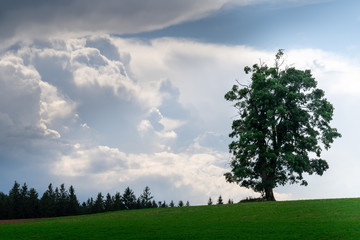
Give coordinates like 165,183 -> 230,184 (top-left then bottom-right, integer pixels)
0,0 -> 237,45
1,0 -> 323,49
0,55 -> 46,152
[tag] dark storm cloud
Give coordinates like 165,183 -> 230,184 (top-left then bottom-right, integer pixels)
0,0 -> 234,44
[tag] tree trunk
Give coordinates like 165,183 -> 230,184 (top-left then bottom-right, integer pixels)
265,187 -> 276,201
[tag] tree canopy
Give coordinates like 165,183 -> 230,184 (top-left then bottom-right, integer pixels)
224,50 -> 341,201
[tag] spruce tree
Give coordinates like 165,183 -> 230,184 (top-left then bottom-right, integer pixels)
113,192 -> 124,210
8,181 -> 21,219
68,185 -> 80,215
139,186 -> 153,208
40,183 -> 56,217
19,183 -> 29,218
27,188 -> 40,218
122,187 -> 136,210
56,184 -> 68,216
104,193 -> 114,212
0,192 -> 8,219
94,193 -> 104,213
217,195 -> 223,205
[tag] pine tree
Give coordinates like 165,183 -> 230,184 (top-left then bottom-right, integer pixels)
67,185 -> 80,215
160,201 -> 168,208
93,193 -> 104,213
40,183 -> 56,217
139,186 -> 153,208
19,183 -> 29,218
208,197 -> 213,205
56,184 -> 68,216
113,192 -> 124,210
85,197 -> 94,214
8,181 -> 21,219
104,193 -> 114,212
0,192 -> 8,219
81,201 -> 87,214
122,187 -> 136,210
151,200 -> 158,208
27,188 -> 40,218
217,195 -> 223,205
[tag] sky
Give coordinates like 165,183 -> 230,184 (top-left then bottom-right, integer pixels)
0,0 -> 360,205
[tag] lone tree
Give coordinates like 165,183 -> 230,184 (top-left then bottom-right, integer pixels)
224,50 -> 341,201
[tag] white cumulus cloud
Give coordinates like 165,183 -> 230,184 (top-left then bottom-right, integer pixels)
53,143 -> 258,204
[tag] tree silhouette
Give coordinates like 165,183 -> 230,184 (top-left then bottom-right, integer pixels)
139,186 -> 154,208
217,195 -> 223,205
93,193 -> 104,213
68,185 -> 80,215
122,187 -> 136,210
40,184 -> 56,217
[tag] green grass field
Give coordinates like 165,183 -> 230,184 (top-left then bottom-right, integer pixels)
1,198 -> 359,239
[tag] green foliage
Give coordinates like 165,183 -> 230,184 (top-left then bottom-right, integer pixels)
122,187 -> 137,210
225,50 -> 341,200
0,183 -> 183,220
93,193 -> 104,213
40,184 -> 56,217
139,186 -> 154,208
1,198 -> 360,239
104,193 -> 113,212
0,193 -> 8,219
68,185 -> 80,215
112,192 -> 124,211
8,182 -> 21,219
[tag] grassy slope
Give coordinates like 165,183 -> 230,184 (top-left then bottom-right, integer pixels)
1,198 -> 360,240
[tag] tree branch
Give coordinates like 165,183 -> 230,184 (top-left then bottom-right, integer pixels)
236,79 -> 249,88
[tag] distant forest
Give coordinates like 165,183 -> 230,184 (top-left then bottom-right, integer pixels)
0,181 -> 193,220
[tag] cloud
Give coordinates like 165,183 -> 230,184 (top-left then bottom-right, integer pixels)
39,81 -> 76,133
53,143 -> 257,204
70,47 -> 140,100
137,120 -> 153,134
0,0 -> 233,45
0,0 -> 325,50
285,49 -> 360,98
0,53 -> 72,147
111,37 -> 271,134
0,51 -> 78,192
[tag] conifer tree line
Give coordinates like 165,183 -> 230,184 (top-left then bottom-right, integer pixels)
0,182 -> 190,220
207,195 -> 234,205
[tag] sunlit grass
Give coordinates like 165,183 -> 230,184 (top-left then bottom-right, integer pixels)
1,198 -> 359,239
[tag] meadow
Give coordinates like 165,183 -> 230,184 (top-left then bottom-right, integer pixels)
1,198 -> 359,240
